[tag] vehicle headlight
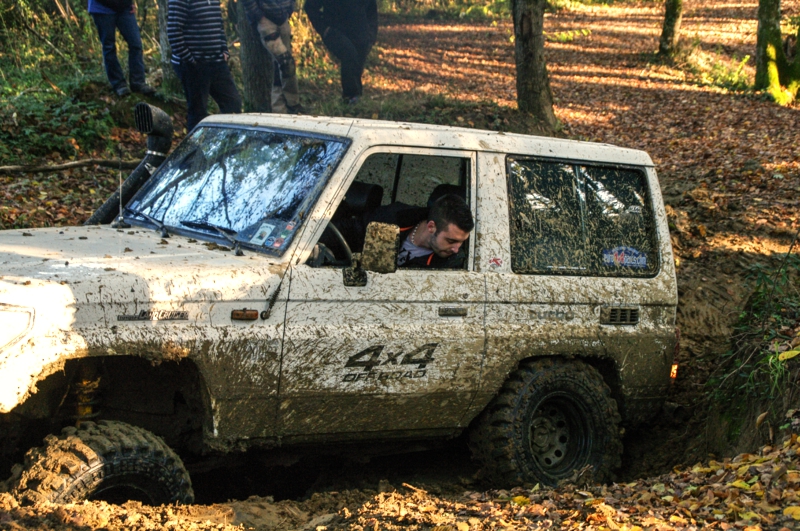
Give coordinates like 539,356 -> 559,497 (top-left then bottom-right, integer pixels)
0,304 -> 34,352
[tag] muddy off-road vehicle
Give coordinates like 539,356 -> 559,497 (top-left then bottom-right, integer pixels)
0,104 -> 677,505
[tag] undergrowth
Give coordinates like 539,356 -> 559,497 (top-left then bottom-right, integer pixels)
671,39 -> 753,92
712,244 -> 800,403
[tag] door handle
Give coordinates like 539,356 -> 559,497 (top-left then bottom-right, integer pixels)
439,307 -> 467,317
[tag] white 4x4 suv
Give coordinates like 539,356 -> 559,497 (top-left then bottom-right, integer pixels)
0,108 -> 677,505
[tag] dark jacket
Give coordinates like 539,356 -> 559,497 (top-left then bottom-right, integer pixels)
304,0 -> 378,46
367,203 -> 466,269
241,0 -> 296,26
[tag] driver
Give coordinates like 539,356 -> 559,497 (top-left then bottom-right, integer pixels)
367,194 -> 473,269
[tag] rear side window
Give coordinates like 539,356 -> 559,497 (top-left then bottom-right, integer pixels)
506,158 -> 659,276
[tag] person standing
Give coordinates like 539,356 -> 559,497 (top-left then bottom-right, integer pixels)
88,0 -> 156,96
168,0 -> 242,131
240,0 -> 303,113
305,0 -> 378,105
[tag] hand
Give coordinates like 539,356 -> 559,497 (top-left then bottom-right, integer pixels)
223,51 -> 230,62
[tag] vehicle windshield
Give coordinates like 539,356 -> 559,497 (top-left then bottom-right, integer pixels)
126,125 -> 349,256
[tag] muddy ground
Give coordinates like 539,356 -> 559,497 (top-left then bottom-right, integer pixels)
3,0 -> 800,527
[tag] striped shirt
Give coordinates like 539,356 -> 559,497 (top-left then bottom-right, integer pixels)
168,0 -> 229,65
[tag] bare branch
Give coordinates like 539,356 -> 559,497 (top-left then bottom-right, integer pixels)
0,159 -> 140,175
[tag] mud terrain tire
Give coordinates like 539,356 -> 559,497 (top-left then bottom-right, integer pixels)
12,420 -> 193,505
470,358 -> 622,486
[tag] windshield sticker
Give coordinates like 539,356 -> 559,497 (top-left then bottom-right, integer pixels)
603,246 -> 647,268
118,310 -> 188,321
272,238 -> 285,248
248,222 -> 277,245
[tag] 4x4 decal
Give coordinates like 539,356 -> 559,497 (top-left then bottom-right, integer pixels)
342,343 -> 438,383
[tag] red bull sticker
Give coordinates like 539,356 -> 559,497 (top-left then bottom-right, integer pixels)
603,246 -> 647,268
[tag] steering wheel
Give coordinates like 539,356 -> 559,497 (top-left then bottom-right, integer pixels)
325,221 -> 353,264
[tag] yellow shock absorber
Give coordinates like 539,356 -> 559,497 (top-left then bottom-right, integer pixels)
75,363 -> 101,427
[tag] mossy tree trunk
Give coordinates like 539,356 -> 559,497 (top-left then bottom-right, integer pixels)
234,0 -> 273,112
755,0 -> 800,104
658,0 -> 683,56
512,0 -> 557,132
156,0 -> 181,95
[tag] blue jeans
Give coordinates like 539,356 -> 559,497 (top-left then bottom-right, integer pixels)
173,61 -> 242,131
91,10 -> 146,90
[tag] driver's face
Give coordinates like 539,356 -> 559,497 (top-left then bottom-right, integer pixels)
428,222 -> 470,258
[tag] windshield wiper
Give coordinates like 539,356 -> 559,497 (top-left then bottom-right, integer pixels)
180,220 -> 243,256
124,207 -> 170,238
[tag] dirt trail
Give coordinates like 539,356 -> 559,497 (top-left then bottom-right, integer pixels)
3,0 -> 800,528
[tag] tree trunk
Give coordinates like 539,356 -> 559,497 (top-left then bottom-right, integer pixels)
512,0 -> 557,132
658,0 -> 683,56
156,0 -> 181,95
235,0 -> 273,112
755,0 -> 800,104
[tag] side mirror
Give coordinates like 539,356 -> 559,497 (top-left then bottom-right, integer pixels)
361,222 -> 399,274
342,222 -> 398,287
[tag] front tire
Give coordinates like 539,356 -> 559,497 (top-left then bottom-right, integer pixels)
12,420 -> 194,505
470,358 -> 622,486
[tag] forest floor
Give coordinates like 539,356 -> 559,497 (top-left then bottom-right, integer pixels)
3,0 -> 800,528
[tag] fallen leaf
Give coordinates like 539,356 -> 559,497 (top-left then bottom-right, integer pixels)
783,506 -> 800,520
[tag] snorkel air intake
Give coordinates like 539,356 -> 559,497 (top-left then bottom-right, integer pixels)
85,103 -> 174,225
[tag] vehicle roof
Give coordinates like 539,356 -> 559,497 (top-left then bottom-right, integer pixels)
201,114 -> 655,167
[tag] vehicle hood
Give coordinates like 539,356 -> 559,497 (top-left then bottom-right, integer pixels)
0,225 -> 289,412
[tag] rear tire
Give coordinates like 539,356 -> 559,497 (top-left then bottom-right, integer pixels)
470,358 -> 622,486
12,420 -> 193,505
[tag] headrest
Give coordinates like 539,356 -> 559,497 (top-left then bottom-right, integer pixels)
427,184 -> 465,209
342,181 -> 384,215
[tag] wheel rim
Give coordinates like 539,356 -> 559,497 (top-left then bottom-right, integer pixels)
527,393 -> 592,478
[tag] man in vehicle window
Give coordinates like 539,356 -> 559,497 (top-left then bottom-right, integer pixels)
369,194 -> 473,269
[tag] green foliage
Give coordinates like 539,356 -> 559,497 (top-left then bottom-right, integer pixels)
676,42 -> 753,92
0,0 -> 167,164
712,251 -> 800,400
0,82 -> 116,162
545,28 -> 591,43
291,9 -> 341,87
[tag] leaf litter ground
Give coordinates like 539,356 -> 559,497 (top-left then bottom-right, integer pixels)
2,0 -> 800,528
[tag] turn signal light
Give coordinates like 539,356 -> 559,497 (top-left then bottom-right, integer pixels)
231,309 -> 258,321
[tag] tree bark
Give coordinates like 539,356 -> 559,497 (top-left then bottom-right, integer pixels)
234,0 -> 273,112
658,0 -> 683,56
755,0 -> 800,104
156,0 -> 181,95
512,0 -> 557,132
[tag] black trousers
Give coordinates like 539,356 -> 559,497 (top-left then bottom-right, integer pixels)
173,61 -> 242,131
322,29 -> 373,99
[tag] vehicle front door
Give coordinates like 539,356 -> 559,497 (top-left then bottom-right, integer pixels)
278,148 -> 486,441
